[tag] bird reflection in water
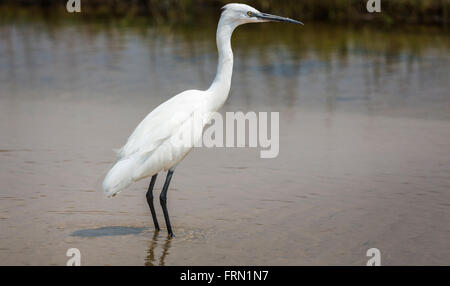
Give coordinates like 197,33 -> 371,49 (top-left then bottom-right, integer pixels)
145,230 -> 172,266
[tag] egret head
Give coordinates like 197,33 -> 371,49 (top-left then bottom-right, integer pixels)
221,3 -> 303,26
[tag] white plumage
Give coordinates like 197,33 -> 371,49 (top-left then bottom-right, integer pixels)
103,89 -> 211,196
101,4 -> 302,236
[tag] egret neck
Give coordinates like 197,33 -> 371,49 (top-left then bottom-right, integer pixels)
207,17 -> 238,111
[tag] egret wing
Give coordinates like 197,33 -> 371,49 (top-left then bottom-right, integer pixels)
117,89 -> 207,160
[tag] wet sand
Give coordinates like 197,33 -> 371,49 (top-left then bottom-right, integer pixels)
0,21 -> 449,265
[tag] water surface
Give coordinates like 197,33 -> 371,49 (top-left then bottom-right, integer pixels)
0,19 -> 449,265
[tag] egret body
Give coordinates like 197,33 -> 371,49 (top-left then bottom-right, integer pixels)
102,3 -> 303,237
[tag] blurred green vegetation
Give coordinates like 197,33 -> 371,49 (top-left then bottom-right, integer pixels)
0,0 -> 448,25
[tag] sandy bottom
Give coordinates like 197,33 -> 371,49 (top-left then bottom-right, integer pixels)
0,97 -> 449,265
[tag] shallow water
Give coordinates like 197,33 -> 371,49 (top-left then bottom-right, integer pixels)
0,19 -> 449,265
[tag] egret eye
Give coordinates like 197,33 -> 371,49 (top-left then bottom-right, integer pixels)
247,11 -> 253,17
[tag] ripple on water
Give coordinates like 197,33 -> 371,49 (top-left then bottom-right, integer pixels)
171,227 -> 211,241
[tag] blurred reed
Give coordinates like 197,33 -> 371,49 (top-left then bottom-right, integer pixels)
0,0 -> 448,25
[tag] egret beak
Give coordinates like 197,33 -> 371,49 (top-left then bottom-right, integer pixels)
256,13 -> 304,25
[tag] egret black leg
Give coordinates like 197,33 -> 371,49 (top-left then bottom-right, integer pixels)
160,169 -> 175,237
146,174 -> 160,231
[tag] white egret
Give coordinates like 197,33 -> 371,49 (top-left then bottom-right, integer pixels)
102,3 -> 303,237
